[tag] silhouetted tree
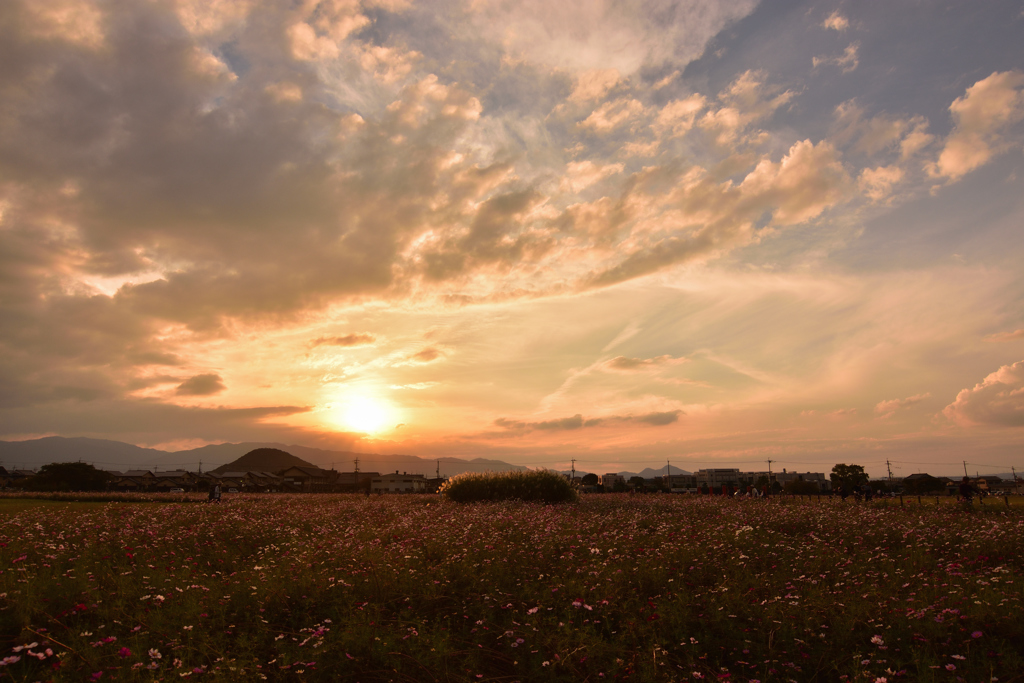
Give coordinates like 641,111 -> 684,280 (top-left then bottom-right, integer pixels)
830,464 -> 868,491
581,473 -> 599,486
25,462 -> 111,492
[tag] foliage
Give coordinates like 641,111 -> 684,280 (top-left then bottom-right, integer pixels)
22,462 -> 111,492
581,473 -> 599,486
1,494 -> 1022,682
782,479 -> 820,495
830,463 -> 869,490
439,469 -> 580,503
904,474 -> 947,494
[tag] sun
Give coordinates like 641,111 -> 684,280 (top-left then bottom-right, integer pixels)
332,395 -> 395,434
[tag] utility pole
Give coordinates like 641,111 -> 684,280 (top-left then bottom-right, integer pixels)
199,460 -> 202,475
963,460 -> 969,478
886,460 -> 893,484
571,458 -> 576,483
767,459 -> 774,497
354,457 -> 359,475
436,460 -> 440,480
1013,466 -> 1019,495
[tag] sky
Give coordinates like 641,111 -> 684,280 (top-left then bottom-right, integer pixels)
2,0 -> 1024,479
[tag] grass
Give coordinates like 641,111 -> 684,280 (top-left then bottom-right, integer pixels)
0,494 -> 1021,681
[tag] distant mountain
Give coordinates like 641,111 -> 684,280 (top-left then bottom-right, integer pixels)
0,437 -> 530,478
0,436 -> 168,470
212,448 -> 313,474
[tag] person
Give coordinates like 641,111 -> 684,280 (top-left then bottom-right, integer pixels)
209,483 -> 221,504
958,476 -> 977,508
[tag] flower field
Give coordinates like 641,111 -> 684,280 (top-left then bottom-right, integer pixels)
0,494 -> 1021,682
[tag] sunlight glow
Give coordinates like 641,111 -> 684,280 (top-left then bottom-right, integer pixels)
330,395 -> 396,434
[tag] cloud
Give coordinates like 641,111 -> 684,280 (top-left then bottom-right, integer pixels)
813,42 -> 859,73
859,165 -> 904,201
467,0 -> 758,75
698,71 -> 795,146
874,392 -> 930,419
405,347 -> 443,364
929,71 -> 1024,180
311,333 -> 377,348
176,373 -> 226,396
984,329 -> 1024,342
493,410 -> 682,433
943,361 -> 1024,427
603,355 -> 688,372
569,69 -> 622,103
588,139 -> 851,287
822,11 -> 849,31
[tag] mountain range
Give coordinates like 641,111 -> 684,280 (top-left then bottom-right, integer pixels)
0,436 -> 693,480
0,436 -> 533,478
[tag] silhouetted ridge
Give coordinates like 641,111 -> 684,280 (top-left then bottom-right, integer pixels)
212,448 -> 312,474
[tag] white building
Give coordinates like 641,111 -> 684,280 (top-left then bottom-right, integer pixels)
371,471 -> 428,493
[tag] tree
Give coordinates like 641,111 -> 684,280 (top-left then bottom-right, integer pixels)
830,464 -> 868,491
581,473 -> 599,486
784,479 -> 819,495
628,476 -> 646,490
25,462 -> 111,492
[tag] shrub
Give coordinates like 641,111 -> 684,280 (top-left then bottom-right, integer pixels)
439,469 -> 579,503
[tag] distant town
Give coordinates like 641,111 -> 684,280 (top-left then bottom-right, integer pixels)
2,445 -> 1020,497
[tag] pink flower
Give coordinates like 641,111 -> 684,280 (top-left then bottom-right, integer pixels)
870,635 -> 884,646
945,664 -> 956,671
118,647 -> 131,659
971,631 -> 983,639
91,673 -> 103,681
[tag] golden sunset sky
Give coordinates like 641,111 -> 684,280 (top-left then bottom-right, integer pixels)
2,0 -> 1024,477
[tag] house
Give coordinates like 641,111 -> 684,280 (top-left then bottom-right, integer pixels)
242,471 -> 286,492
277,466 -> 333,492
371,471 -> 427,493
334,471 -> 378,492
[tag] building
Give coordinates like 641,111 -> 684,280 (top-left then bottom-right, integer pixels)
278,466 -> 333,492
773,470 -> 830,491
696,469 -> 743,490
663,473 -> 697,491
371,471 -> 428,493
601,473 -> 626,488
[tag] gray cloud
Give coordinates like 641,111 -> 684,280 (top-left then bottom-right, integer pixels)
176,373 -> 226,396
493,410 -> 682,434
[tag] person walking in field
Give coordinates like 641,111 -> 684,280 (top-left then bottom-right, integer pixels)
208,483 -> 221,503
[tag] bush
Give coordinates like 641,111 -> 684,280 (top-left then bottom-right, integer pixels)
439,469 -> 579,504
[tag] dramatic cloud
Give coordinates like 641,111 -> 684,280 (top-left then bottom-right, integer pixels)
943,361 -> 1024,427
1,1 -> 1022,473
176,373 -> 227,396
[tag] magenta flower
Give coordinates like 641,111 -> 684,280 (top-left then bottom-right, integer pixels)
971,631 -> 983,638
118,647 -> 131,659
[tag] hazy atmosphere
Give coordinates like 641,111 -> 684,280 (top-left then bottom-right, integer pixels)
2,0 -> 1024,478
